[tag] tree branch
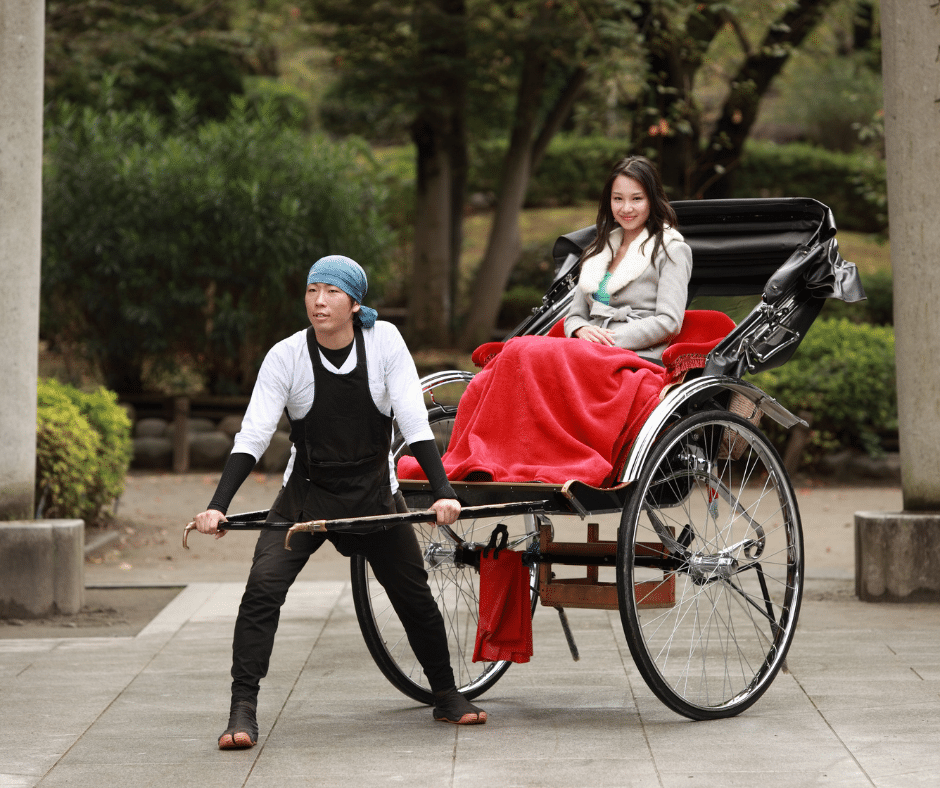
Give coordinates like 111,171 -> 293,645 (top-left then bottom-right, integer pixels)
692,0 -> 838,197
531,65 -> 588,172
722,11 -> 752,57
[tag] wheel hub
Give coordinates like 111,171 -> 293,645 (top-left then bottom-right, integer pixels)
686,551 -> 739,584
424,541 -> 456,569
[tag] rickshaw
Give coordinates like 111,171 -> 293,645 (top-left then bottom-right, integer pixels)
185,197 -> 865,721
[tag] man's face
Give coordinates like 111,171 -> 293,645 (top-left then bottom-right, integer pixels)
305,282 -> 360,338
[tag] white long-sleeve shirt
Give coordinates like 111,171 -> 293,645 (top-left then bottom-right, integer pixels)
233,321 -> 434,488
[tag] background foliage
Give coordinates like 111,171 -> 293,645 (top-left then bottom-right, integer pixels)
374,134 -> 888,232
42,94 -> 392,395
44,0 -> 262,120
38,0 -> 893,487
751,318 -> 896,462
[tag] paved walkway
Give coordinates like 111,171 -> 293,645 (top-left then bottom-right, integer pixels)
2,476 -> 939,787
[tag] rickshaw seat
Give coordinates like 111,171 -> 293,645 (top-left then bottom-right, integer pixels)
413,311 -> 737,489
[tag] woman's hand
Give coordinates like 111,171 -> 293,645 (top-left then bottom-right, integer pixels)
430,498 -> 461,526
192,509 -> 229,539
574,325 -> 616,346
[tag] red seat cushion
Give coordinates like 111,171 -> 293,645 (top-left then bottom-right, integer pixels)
660,310 -> 735,379
545,309 -> 734,350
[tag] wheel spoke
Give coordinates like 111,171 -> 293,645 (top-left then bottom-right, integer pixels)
353,407 -> 539,703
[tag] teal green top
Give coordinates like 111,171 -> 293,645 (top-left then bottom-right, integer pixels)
594,270 -> 613,306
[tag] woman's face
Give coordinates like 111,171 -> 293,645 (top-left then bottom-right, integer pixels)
610,174 -> 650,240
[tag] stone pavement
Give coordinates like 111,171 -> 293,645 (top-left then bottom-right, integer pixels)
1,475 -> 939,788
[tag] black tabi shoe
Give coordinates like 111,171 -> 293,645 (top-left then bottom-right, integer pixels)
218,699 -> 259,749
432,688 -> 487,725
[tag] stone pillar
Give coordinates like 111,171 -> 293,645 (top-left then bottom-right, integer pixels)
0,3 -> 83,618
855,0 -> 940,601
0,0 -> 45,518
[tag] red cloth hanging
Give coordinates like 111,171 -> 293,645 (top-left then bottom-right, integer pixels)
473,527 -> 533,664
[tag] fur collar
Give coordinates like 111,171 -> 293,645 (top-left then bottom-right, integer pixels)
579,225 -> 683,296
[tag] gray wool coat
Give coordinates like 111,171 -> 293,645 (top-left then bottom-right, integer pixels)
563,227 -> 693,360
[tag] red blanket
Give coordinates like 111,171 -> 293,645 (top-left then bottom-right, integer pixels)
397,335 -> 669,486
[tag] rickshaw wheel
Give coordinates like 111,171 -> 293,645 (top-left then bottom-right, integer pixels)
617,410 -> 803,720
351,410 -> 538,705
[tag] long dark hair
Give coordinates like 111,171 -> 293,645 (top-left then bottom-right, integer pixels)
580,155 -> 678,266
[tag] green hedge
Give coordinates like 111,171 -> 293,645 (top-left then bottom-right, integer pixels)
822,269 -> 893,326
750,318 -> 896,462
470,135 -> 626,206
36,379 -> 132,525
734,141 -> 887,233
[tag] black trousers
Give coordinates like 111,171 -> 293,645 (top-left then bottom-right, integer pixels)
230,511 -> 455,701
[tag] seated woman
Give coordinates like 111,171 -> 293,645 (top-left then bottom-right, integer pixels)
565,155 -> 692,360
399,157 -> 698,487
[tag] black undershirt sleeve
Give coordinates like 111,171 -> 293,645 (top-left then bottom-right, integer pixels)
408,439 -> 457,502
207,452 -> 257,514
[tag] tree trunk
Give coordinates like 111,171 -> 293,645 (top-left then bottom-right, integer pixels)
630,2 -> 724,197
407,113 -> 454,347
457,48 -> 549,351
457,155 -> 530,350
446,1 -> 468,333
457,56 -> 587,351
691,0 -> 836,198
405,0 -> 467,348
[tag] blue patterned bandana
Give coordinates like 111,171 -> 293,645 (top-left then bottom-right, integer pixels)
306,255 -> 378,328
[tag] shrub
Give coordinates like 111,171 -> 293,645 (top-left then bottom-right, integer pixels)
469,135 -> 627,207
766,51 -> 883,154
495,238 -> 559,328
750,318 -> 896,462
375,138 -> 887,237
466,136 -> 886,229
242,77 -> 314,131
42,94 -> 393,395
36,379 -> 132,524
372,136 -> 625,221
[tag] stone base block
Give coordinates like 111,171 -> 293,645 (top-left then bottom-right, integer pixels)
0,520 -> 84,617
855,511 -> 940,602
